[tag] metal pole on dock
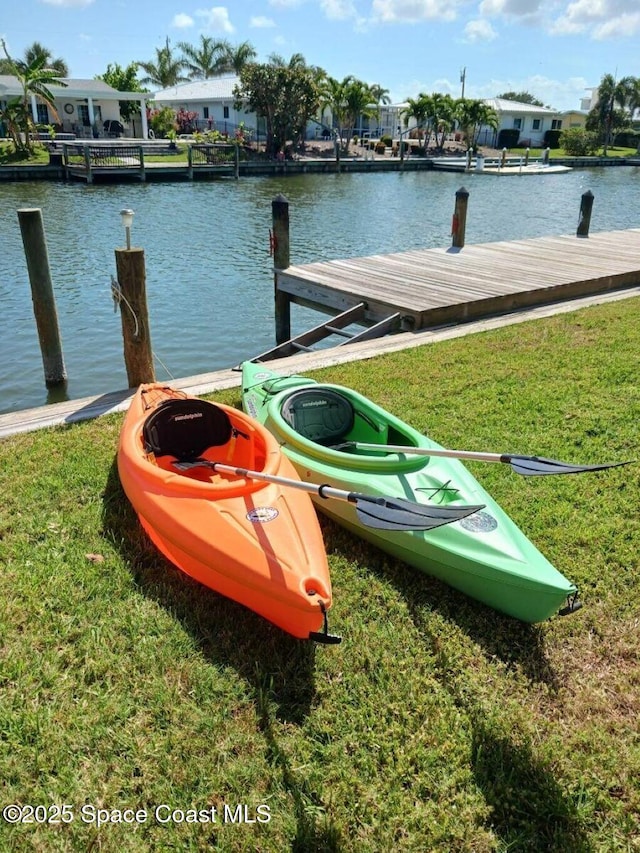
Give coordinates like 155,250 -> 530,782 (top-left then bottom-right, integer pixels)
577,190 -> 594,238
17,208 -> 67,387
451,187 -> 469,249
114,212 -> 155,386
272,194 -> 291,343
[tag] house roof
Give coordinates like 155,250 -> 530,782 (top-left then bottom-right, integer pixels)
153,76 -> 240,103
0,75 -> 147,101
484,98 -> 559,115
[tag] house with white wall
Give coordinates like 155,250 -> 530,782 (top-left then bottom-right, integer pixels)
479,98 -> 563,147
151,76 -> 257,137
0,75 -> 149,138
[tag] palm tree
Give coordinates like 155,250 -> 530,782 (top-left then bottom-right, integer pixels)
369,83 -> 390,137
0,41 -> 68,76
592,73 -> 634,154
0,39 -> 66,153
402,94 -> 432,149
430,92 -> 456,150
177,35 -> 229,79
218,41 -> 257,75
137,38 -> 189,89
455,98 -> 498,150
24,42 -> 68,76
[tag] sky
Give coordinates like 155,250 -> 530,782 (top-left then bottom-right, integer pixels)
2,0 -> 639,111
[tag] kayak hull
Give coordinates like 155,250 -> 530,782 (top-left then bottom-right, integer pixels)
241,364 -> 577,623
118,383 -> 333,640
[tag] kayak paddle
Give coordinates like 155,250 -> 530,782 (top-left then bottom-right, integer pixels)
334,442 -> 633,477
174,460 -> 484,531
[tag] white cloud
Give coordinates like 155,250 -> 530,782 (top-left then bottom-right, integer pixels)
172,13 -> 194,28
250,16 -> 276,27
478,0 -> 640,38
463,18 -> 498,41
195,6 -> 235,33
321,0 -> 357,19
371,0 -> 463,23
593,10 -> 640,37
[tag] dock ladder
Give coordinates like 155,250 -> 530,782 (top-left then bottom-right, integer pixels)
251,302 -> 401,362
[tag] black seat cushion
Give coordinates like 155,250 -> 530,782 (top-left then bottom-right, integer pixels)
143,398 -> 232,461
280,389 -> 354,445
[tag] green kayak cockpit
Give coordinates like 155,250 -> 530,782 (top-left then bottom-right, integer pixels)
266,381 -> 435,474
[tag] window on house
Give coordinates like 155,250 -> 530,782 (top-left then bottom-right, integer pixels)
223,106 -> 229,119
552,119 -> 562,130
203,107 -> 209,119
36,103 -> 49,125
513,118 -> 522,129
77,104 -> 90,126
532,119 -> 541,131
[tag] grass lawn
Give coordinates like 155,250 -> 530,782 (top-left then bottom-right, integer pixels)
1,297 -> 639,851
509,145 -> 638,159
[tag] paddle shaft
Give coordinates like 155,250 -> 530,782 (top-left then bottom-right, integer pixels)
348,442 -> 507,464
208,461 -> 364,504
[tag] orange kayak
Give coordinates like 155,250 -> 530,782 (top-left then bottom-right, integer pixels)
117,384 -> 337,642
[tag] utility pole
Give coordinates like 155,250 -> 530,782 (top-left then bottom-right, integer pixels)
460,67 -> 466,99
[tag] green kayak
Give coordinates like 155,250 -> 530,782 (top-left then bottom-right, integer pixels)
241,361 -> 579,623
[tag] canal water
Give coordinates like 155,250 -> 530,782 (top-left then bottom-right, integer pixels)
1,167 -> 639,415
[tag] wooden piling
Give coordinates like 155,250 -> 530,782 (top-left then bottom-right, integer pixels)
17,208 -> 67,387
272,194 -> 292,343
577,190 -> 594,238
451,187 -> 469,249
114,247 -> 155,387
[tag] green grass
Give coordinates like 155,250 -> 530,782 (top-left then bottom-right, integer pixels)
0,142 -> 49,165
1,298 -> 639,851
510,145 -> 638,159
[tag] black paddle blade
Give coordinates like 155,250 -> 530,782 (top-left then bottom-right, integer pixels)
507,455 -> 634,476
353,494 -> 485,531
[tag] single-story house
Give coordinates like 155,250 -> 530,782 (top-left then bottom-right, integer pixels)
151,76 -> 257,138
0,76 -> 150,138
478,98 -> 562,147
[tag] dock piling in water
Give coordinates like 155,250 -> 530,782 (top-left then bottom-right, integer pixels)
451,187 -> 470,249
272,194 -> 291,344
114,246 -> 155,387
577,190 -> 594,238
17,207 -> 67,388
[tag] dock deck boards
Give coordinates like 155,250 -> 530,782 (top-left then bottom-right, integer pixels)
276,228 -> 640,328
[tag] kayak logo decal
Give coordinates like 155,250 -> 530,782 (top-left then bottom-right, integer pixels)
247,507 -> 279,523
459,510 -> 497,532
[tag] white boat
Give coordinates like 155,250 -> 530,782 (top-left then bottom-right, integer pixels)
430,156 -> 572,175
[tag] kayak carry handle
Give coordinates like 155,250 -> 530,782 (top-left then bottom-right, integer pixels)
309,600 -> 342,644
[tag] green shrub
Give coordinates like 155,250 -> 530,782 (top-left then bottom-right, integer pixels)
559,127 -> 600,156
148,106 -> 177,139
544,129 -> 562,149
380,134 -> 392,147
375,142 -> 386,154
497,128 -> 520,148
613,129 -> 640,148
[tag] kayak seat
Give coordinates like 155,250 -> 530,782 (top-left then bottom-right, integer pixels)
281,389 -> 354,446
143,398 -> 232,462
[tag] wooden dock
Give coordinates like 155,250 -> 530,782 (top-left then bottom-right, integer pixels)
274,228 -> 640,332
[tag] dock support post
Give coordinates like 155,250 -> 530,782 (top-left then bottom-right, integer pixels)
83,145 -> 93,184
451,186 -> 469,249
188,145 -> 193,180
272,194 -> 291,343
525,147 -> 530,166
114,246 -> 155,387
234,143 -> 240,179
17,208 -> 67,387
577,190 -> 594,238
501,147 -> 507,168
138,147 -> 145,182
